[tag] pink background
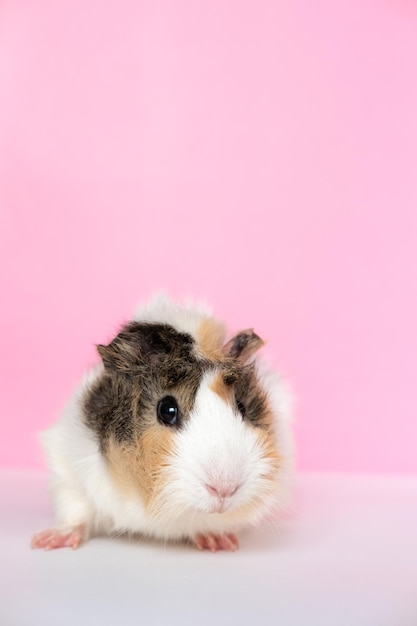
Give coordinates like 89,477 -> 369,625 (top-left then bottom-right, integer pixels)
1,0 -> 416,473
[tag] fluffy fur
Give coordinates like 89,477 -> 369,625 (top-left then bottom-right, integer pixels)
36,294 -> 294,549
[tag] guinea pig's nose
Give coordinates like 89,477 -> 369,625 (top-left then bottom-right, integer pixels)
205,483 -> 239,499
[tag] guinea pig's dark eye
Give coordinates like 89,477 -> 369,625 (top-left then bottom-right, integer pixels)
236,399 -> 246,418
157,396 -> 179,426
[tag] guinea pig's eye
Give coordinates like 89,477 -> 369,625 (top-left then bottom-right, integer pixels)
236,399 -> 246,418
157,396 -> 179,426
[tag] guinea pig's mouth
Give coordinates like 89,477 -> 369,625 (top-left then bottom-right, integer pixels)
208,500 -> 228,514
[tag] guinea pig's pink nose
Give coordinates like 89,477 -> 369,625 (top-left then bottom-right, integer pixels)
205,483 -> 239,499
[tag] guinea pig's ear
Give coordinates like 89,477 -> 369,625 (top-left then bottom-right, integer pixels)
97,322 -> 178,373
223,329 -> 265,361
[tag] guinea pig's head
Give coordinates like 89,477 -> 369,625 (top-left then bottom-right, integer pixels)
85,321 -> 281,527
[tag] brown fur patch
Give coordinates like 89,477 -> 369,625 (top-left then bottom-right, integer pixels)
97,322 -> 195,375
84,322 -> 204,447
233,364 -> 272,429
196,317 -> 227,360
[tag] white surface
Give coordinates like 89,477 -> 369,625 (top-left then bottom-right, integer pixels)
1,470 -> 416,626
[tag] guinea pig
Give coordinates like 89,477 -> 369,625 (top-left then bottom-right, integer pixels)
31,294 -> 294,552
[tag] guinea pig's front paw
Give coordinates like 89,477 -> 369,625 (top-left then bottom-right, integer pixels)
193,532 -> 239,552
31,524 -> 85,550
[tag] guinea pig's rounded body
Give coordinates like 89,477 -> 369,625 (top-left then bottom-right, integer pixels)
32,295 -> 294,551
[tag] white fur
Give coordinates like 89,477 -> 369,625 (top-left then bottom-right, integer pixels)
134,292 -> 216,343
40,294 -> 294,543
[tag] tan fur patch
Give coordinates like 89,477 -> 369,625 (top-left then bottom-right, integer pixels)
256,408 -> 277,431
255,426 -> 281,470
196,317 -> 227,360
209,371 -> 234,404
106,427 -> 174,508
